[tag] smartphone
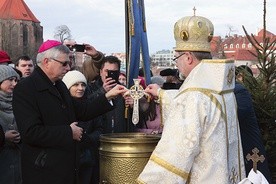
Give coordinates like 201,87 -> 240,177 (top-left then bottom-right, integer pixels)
107,70 -> 120,84
73,44 -> 85,52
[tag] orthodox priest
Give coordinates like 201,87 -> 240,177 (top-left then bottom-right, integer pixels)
137,14 -> 246,183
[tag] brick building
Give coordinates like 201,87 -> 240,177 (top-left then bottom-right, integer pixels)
211,29 -> 275,75
0,0 -> 43,62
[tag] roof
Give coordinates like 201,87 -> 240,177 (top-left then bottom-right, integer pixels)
235,49 -> 258,61
257,29 -> 275,38
0,0 -> 40,22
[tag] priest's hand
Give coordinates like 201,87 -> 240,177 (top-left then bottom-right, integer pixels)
105,84 -> 128,100
144,84 -> 160,98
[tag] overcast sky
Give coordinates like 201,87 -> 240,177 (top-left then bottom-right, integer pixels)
24,0 -> 276,54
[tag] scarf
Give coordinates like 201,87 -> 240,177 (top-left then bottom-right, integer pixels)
0,90 -> 16,132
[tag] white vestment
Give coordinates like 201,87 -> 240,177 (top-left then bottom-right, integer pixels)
238,169 -> 269,184
137,60 -> 246,184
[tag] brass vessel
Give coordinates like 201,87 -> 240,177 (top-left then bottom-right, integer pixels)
99,133 -> 161,184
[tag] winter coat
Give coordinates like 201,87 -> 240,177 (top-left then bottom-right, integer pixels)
87,78 -> 133,133
234,82 -> 272,183
0,91 -> 22,184
12,67 -> 113,184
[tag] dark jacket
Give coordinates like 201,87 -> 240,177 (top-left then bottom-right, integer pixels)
0,91 -> 22,184
87,78 -> 133,133
12,67 -> 113,184
78,115 -> 102,184
234,82 -> 272,183
0,124 -> 4,150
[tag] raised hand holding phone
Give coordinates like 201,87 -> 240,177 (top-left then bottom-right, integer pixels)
107,70 -> 119,84
73,44 -> 85,52
103,72 -> 118,92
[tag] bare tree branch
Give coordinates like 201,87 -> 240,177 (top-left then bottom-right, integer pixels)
53,25 -> 72,43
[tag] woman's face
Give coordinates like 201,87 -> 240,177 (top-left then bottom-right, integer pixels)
69,82 -> 86,98
0,77 -> 18,94
119,74 -> 126,86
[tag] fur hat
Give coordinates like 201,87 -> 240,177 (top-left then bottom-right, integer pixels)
0,50 -> 12,64
38,40 -> 62,53
0,65 -> 20,83
160,68 -> 178,77
151,76 -> 165,87
62,70 -> 87,89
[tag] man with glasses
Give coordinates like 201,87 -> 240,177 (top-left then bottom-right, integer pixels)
12,40 -> 127,184
138,15 -> 246,183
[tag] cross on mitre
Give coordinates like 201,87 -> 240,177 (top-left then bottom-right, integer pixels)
246,147 -> 265,173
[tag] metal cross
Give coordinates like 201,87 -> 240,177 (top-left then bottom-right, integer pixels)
129,79 -> 145,125
246,147 -> 265,173
193,6 -> 196,16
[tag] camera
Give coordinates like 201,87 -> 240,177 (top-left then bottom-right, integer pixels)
73,44 -> 85,52
107,70 -> 119,84
65,44 -> 85,52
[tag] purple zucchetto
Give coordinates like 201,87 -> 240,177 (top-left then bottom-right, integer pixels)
38,40 -> 62,53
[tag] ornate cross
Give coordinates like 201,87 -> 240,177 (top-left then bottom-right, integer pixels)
129,79 -> 145,125
246,147 -> 265,173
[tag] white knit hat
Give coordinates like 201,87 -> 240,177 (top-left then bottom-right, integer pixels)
0,65 -> 20,83
62,70 -> 87,89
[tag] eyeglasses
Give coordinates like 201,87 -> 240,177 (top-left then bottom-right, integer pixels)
50,58 -> 71,67
172,52 -> 185,61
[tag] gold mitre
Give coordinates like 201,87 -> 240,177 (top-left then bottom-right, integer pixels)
174,15 -> 214,52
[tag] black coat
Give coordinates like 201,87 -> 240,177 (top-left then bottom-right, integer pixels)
87,79 -> 134,133
0,124 -> 4,150
234,82 -> 272,183
12,67 -> 113,184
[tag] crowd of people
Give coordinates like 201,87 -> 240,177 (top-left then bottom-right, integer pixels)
0,39 -> 166,184
0,12 -> 272,184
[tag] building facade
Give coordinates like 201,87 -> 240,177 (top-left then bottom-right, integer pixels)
0,0 -> 43,62
211,29 -> 275,75
150,49 -> 175,67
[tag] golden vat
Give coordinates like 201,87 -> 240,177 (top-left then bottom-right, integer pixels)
99,133 -> 161,184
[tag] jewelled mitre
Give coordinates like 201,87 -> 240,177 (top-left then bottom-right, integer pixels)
174,15 -> 214,52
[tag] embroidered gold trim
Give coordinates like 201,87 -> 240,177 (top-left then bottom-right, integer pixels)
234,98 -> 243,180
221,94 -> 229,160
136,178 -> 146,184
236,106 -> 243,180
159,89 -> 164,127
176,87 -> 233,97
176,88 -> 227,122
127,0 -> 135,36
150,154 -> 189,180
